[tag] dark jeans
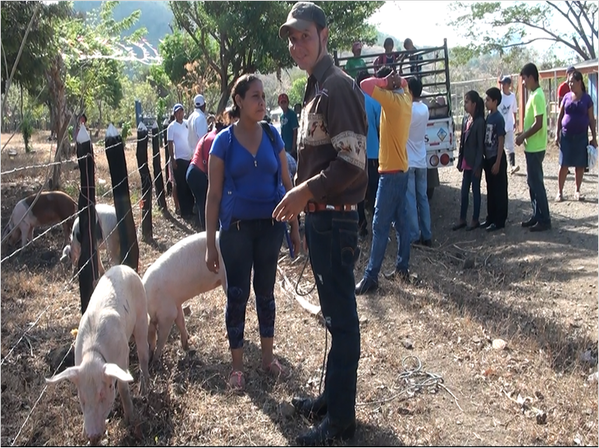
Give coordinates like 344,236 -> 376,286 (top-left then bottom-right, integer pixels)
483,153 -> 508,227
305,210 -> 360,426
525,151 -> 551,225
460,169 -> 481,222
358,159 -> 379,231
219,218 -> 285,349
186,163 -> 208,229
174,159 -> 194,217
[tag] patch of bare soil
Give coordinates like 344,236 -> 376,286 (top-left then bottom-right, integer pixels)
1,132 -> 597,446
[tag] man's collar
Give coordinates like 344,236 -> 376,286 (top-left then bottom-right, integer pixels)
311,54 -> 334,83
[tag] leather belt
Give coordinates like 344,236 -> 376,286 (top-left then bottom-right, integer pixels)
305,203 -> 357,213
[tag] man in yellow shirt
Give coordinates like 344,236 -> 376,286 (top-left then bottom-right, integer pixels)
356,67 -> 413,294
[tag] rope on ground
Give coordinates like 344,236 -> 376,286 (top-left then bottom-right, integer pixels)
356,355 -> 463,412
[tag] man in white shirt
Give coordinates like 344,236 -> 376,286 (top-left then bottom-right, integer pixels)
499,76 -> 519,174
187,94 -> 208,152
167,103 -> 194,218
405,77 -> 432,246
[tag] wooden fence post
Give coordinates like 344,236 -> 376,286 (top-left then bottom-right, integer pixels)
162,117 -> 172,196
104,124 -> 139,272
151,121 -> 167,209
76,125 -> 98,314
136,122 -> 153,242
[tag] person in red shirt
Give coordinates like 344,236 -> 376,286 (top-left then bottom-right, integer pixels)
558,66 -> 576,106
186,111 -> 231,229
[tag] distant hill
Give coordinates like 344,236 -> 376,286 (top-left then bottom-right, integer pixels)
72,1 -> 174,50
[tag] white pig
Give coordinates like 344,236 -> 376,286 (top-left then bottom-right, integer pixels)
142,231 -> 227,361
46,265 -> 150,444
61,203 -> 120,276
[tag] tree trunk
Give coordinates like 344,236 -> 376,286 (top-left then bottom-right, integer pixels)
46,54 -> 71,190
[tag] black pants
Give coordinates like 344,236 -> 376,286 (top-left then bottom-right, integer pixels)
174,159 -> 194,217
484,153 -> 508,227
358,158 -> 379,231
186,163 -> 208,229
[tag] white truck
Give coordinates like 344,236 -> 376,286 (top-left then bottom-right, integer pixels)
334,38 -> 456,199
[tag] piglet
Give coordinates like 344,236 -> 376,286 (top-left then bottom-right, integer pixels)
142,231 -> 227,361
61,203 -> 120,275
5,191 -> 76,248
46,265 -> 150,444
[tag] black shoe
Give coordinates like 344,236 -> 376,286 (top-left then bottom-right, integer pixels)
485,223 -> 498,232
479,220 -> 489,228
521,218 -> 537,228
420,238 -> 432,247
383,269 -> 409,282
355,277 -> 378,295
452,222 -> 467,231
296,417 -> 356,447
529,222 -> 551,232
292,395 -> 327,420
465,222 -> 480,231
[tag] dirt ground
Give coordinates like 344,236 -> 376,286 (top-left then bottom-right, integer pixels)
1,131 -> 597,446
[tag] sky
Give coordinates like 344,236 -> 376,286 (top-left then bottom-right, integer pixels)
368,1 -> 577,61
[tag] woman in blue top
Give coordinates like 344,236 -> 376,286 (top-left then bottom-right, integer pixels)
205,74 -> 301,391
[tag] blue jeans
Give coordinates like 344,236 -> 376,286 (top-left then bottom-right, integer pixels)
305,210 -> 360,426
365,171 -> 410,280
219,218 -> 285,349
185,163 -> 208,229
460,169 -> 481,222
406,167 -> 432,242
525,151 -> 551,225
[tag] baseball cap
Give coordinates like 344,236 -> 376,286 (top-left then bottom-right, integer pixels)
566,65 -> 576,74
279,2 -> 327,39
278,93 -> 289,103
172,103 -> 184,114
500,75 -> 512,84
194,94 -> 205,107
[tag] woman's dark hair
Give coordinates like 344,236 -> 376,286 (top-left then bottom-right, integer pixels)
356,70 -> 370,86
465,90 -> 485,120
230,74 -> 261,119
384,37 -> 394,49
570,70 -> 586,92
213,110 -> 231,132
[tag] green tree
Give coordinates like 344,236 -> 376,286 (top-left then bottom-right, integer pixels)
288,76 -> 307,109
169,1 -> 383,113
450,1 -> 597,61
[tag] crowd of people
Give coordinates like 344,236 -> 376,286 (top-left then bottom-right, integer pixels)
161,2 -> 596,445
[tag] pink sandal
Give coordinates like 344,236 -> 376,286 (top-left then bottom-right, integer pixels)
263,358 -> 289,379
229,370 -> 246,391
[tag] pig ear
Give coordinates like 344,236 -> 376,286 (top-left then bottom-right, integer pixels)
103,363 -> 133,382
46,366 -> 80,384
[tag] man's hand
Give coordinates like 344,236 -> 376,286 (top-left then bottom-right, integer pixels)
383,71 -> 407,91
273,182 -> 313,222
492,162 -> 500,175
515,132 -> 525,146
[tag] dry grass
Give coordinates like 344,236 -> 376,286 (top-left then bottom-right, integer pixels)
1,132 -> 597,446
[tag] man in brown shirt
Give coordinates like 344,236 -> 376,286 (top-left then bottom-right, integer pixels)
273,2 -> 367,446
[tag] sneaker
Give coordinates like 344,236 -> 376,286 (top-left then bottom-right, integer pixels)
510,165 -> 520,174
574,191 -> 584,201
555,192 -> 563,202
355,277 -> 378,295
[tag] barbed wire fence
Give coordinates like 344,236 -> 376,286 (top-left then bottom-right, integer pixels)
1,123 -> 171,446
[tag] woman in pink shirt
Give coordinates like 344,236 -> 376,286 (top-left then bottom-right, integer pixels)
186,112 -> 231,230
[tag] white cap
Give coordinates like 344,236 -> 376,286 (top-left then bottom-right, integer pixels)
194,94 -> 205,108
